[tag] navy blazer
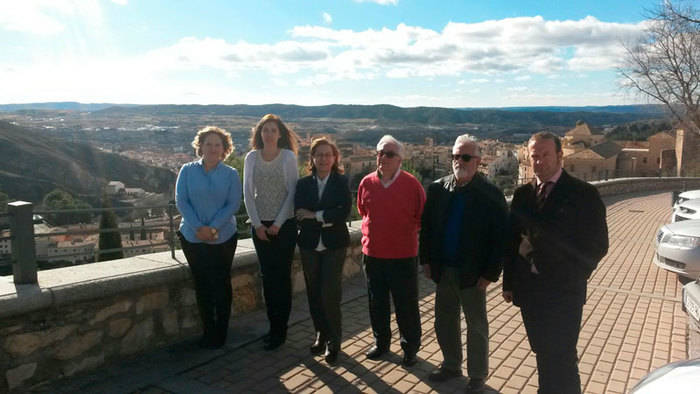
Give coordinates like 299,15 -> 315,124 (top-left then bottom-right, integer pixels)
294,172 -> 351,250
504,170 -> 609,305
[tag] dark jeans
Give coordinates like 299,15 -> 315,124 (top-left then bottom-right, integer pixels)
300,247 -> 346,352
520,292 -> 584,394
363,254 -> 421,354
179,232 -> 238,345
252,218 -> 297,339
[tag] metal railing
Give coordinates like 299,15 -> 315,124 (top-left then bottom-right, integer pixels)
0,201 -> 251,284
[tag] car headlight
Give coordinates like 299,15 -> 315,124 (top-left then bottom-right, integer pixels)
661,233 -> 700,249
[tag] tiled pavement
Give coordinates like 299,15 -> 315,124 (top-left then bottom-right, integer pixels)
59,191 -> 688,393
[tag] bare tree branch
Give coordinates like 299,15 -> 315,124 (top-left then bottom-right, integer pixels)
619,0 -> 700,133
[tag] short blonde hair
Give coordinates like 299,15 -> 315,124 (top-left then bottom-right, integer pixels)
191,126 -> 234,159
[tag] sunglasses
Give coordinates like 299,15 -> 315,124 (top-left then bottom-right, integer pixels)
451,153 -> 475,162
377,150 -> 399,158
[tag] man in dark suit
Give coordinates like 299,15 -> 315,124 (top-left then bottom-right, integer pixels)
295,138 -> 352,365
420,135 -> 508,393
503,132 -> 608,394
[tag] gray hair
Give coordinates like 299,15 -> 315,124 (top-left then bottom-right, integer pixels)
376,134 -> 404,158
454,134 -> 481,157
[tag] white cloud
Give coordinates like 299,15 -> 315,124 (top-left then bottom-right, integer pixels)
0,0 -> 104,35
0,14 -> 650,105
322,12 -> 332,25
111,0 -> 128,5
354,0 -> 399,5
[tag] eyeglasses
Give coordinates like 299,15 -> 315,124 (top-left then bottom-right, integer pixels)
377,150 -> 398,158
313,153 -> 334,159
451,153 -> 475,162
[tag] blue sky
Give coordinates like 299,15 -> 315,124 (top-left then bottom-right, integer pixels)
0,0 -> 661,107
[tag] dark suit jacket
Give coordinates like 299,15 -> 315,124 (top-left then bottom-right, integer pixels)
295,172 -> 351,250
419,173 -> 508,288
503,170 -> 608,306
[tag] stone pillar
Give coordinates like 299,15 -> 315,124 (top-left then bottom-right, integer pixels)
8,201 -> 37,284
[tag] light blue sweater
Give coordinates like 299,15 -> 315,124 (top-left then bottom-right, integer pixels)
175,159 -> 242,244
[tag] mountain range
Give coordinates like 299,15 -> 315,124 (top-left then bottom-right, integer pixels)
0,120 -> 175,203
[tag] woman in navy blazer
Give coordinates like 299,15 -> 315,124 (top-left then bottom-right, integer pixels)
295,137 -> 351,364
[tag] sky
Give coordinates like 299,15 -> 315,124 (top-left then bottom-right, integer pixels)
0,0 -> 663,108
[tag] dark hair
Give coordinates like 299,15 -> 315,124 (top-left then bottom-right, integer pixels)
529,131 -> 562,153
250,114 -> 299,154
306,137 -> 344,175
191,126 -> 234,159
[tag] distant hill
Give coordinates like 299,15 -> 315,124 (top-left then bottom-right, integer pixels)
493,105 -> 667,115
0,102 -> 135,112
93,103 -> 662,128
0,121 -> 175,203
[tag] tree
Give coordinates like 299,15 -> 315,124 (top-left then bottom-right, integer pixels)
98,198 -> 124,262
42,189 -> 93,225
620,1 -> 700,132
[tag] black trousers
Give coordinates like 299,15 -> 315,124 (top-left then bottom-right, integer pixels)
363,254 -> 421,354
520,291 -> 584,394
300,247 -> 346,352
180,233 -> 238,345
252,219 -> 297,339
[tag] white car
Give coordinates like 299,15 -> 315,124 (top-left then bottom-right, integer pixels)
654,220 -> 700,281
630,358 -> 700,393
672,198 -> 700,223
674,189 -> 700,210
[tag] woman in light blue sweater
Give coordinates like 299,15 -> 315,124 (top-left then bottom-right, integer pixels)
244,114 -> 299,350
176,126 -> 241,349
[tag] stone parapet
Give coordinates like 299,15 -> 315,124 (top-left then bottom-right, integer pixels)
592,176 -> 700,197
0,224 -> 363,392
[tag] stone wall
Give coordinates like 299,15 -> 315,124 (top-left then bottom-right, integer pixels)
0,228 -> 363,392
592,177 -> 700,197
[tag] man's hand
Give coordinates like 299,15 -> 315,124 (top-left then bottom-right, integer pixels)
255,225 -> 269,241
267,224 -> 281,236
476,277 -> 492,291
422,264 -> 431,279
502,290 -> 513,303
295,208 -> 315,221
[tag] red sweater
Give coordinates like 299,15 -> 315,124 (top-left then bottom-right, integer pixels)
357,170 -> 426,259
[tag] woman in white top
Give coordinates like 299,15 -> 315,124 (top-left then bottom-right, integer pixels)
243,113 -> 299,350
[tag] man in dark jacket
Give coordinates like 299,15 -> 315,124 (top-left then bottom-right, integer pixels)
420,135 -> 508,393
503,132 -> 608,394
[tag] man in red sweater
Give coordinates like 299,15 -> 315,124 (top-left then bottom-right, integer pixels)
357,135 -> 426,367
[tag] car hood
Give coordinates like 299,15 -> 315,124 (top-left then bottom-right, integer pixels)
678,198 -> 700,210
663,219 -> 700,237
679,190 -> 700,200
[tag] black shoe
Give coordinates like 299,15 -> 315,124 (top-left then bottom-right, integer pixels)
465,377 -> 485,393
262,332 -> 272,344
310,334 -> 327,355
428,367 -> 463,382
310,341 -> 326,355
365,345 -> 389,360
263,336 -> 285,351
324,349 -> 339,364
402,353 -> 418,367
